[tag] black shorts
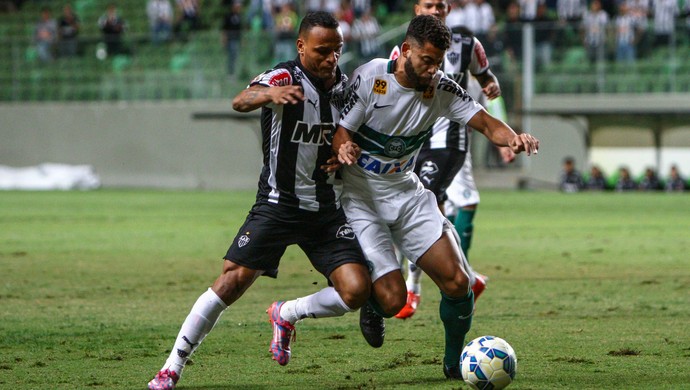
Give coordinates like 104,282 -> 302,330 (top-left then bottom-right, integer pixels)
224,201 -> 367,279
414,148 -> 466,203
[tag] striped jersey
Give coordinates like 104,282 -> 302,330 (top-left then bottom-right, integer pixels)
425,28 -> 490,151
250,59 -> 348,212
339,59 -> 482,200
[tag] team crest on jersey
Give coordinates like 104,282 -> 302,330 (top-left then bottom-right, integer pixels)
373,79 -> 387,95
336,224 -> 356,240
422,85 -> 435,99
384,137 -> 407,158
447,52 -> 460,65
237,233 -> 251,248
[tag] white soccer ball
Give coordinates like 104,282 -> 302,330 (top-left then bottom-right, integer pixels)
461,335 -> 517,390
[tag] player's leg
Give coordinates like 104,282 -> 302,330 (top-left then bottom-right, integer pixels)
341,195 -> 405,347
267,208 -> 372,364
416,229 -> 474,379
149,261 -> 262,389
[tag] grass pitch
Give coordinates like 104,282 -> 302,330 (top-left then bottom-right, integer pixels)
1,190 -> 689,389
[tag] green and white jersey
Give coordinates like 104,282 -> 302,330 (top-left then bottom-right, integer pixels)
339,58 -> 483,200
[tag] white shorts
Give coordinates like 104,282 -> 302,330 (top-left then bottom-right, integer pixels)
342,187 -> 451,283
445,148 -> 480,214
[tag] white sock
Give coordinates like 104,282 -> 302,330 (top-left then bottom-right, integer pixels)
405,261 -> 423,294
279,287 -> 354,324
162,288 -> 228,375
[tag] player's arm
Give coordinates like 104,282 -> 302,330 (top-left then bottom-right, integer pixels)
333,125 -> 361,165
467,109 -> 539,156
474,69 -> 501,100
231,84 -> 305,112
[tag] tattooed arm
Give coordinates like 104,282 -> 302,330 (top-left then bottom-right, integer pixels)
231,84 -> 305,112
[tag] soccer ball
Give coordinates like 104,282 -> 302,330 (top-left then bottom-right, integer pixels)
461,335 -> 517,390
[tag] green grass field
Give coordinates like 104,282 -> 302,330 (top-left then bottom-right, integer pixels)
1,190 -> 689,389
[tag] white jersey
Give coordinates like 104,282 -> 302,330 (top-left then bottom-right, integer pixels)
339,58 -> 483,201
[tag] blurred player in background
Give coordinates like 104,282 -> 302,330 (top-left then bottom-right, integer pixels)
395,0 -> 514,320
334,15 -> 539,379
147,12 -> 372,390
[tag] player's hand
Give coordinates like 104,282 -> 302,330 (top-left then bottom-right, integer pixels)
499,146 -> 516,163
321,155 -> 341,173
509,133 -> 539,156
482,82 -> 501,100
269,85 -> 305,105
337,141 -> 361,165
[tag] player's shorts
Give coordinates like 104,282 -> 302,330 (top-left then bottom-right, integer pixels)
414,147 -> 467,204
446,149 -> 480,212
342,186 -> 453,283
224,201 -> 367,279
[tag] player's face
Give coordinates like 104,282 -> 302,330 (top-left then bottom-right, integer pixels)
297,26 -> 344,81
402,41 -> 445,91
414,0 -> 450,22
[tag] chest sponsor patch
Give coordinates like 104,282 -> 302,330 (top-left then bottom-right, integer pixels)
423,85 -> 435,99
373,79 -> 387,95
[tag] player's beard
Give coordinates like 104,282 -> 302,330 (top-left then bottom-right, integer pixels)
404,59 -> 432,92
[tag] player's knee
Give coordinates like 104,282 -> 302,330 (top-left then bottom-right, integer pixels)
338,277 -> 371,310
439,272 -> 471,299
375,290 -> 406,316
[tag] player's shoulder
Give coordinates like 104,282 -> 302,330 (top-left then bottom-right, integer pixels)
353,58 -> 391,80
250,60 -> 300,87
436,75 -> 473,101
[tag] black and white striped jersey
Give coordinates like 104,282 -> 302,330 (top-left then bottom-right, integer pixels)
249,59 -> 348,212
424,27 -> 490,152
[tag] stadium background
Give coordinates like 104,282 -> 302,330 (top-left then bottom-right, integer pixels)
1,0 -> 689,190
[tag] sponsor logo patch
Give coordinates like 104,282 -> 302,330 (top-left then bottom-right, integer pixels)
336,224 -> 356,240
373,79 -> 387,95
423,85 -> 435,99
419,161 -> 439,185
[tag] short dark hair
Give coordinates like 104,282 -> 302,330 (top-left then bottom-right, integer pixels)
405,15 -> 451,51
299,11 -> 339,36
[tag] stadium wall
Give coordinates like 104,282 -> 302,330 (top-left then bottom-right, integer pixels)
2,101 -> 688,190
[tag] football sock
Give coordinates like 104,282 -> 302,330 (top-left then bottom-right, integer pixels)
280,286 -> 354,324
405,261 -> 423,294
439,290 -> 474,367
455,208 -> 476,260
163,288 -> 227,375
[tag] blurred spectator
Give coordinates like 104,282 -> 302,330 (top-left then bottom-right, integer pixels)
557,0 -> 585,47
626,0 -> 650,57
247,0 -> 273,31
651,0 -> 678,47
559,156 -> 585,192
665,165 -> 687,192
615,166 -> 637,191
0,0 -> 25,12
533,3 -> 556,70
518,0 -> 541,21
639,167 -> 662,191
351,7 -> 381,62
446,0 -> 467,28
222,1 -> 242,77
57,4 -> 80,57
335,7 -> 353,54
175,0 -> 201,41
34,7 -> 57,63
352,0 -> 371,17
502,1 -> 523,61
615,2 -> 637,64
581,0 -> 608,64
586,165 -> 608,191
98,3 -> 127,56
339,0 -> 355,25
147,0 -> 174,45
464,0 -> 496,44
272,3 -> 298,63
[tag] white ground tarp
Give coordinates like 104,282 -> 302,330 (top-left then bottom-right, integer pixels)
0,163 -> 101,190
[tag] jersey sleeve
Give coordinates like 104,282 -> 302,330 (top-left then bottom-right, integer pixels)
246,67 -> 293,109
339,71 -> 369,133
468,37 -> 490,76
439,78 -> 484,126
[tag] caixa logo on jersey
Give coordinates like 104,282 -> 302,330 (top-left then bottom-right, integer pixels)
336,224 -> 356,240
291,121 -> 335,145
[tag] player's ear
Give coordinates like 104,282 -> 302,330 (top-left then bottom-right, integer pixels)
296,38 -> 305,56
401,41 -> 411,58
